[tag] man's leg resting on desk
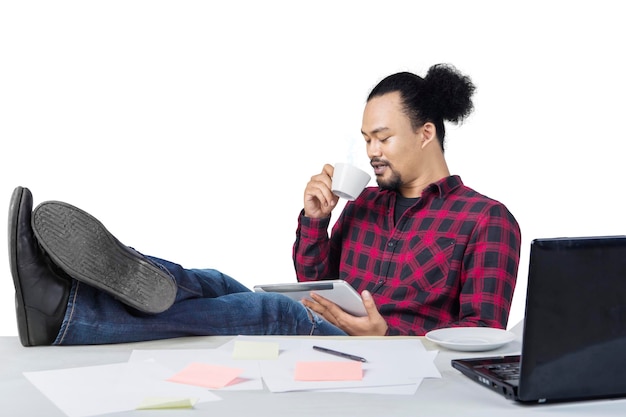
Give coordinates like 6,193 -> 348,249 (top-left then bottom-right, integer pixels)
9,186 -> 346,346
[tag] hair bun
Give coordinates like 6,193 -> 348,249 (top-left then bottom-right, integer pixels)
422,64 -> 476,123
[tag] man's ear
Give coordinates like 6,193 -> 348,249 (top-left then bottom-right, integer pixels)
420,122 -> 438,149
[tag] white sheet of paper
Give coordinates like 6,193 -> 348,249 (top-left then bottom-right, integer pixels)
220,336 -> 440,393
128,348 -> 263,390
318,381 -> 423,395
23,361 -> 220,417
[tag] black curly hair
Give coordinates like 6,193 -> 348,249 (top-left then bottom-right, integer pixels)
367,64 -> 476,150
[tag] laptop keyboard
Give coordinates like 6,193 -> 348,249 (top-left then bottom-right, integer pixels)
484,362 -> 521,381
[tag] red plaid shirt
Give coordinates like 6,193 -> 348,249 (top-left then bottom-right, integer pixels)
293,175 -> 521,336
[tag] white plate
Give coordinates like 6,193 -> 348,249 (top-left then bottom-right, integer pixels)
425,327 -> 516,352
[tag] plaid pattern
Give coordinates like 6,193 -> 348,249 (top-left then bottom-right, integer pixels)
293,175 -> 521,336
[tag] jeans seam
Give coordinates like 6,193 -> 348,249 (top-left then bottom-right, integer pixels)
54,281 -> 79,345
176,284 -> 202,297
304,306 -> 316,335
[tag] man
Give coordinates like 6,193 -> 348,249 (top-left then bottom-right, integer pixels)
294,64 -> 521,336
9,63 -> 520,346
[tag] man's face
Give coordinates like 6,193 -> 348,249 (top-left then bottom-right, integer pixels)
361,91 -> 423,191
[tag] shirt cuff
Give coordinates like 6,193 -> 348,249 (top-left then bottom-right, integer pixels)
298,210 -> 331,240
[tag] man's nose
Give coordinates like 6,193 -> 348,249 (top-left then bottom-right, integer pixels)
367,141 -> 382,159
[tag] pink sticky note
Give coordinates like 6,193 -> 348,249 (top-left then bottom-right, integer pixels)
294,361 -> 363,381
167,362 -> 244,389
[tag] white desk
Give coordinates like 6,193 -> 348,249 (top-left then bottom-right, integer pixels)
2,332 -> 625,417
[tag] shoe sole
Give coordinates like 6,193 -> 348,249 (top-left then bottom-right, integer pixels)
31,201 -> 176,314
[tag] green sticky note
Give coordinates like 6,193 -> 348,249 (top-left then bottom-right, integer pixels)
136,397 -> 198,410
232,340 -> 280,359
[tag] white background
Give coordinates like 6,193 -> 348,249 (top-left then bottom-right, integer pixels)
1,0 -> 624,337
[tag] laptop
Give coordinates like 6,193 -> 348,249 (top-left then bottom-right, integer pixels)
451,236 -> 626,404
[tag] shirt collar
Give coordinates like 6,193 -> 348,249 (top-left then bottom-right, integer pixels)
422,175 -> 464,198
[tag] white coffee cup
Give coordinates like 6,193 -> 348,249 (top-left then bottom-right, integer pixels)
332,163 -> 371,200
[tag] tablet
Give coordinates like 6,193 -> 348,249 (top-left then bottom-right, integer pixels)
252,279 -> 367,316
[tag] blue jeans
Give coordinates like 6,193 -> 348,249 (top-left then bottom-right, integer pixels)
53,256 -> 347,345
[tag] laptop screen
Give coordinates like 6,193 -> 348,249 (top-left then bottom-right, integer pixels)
519,236 -> 626,402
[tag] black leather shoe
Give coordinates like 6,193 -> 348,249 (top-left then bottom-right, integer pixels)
9,186 -> 71,346
31,199 -> 177,314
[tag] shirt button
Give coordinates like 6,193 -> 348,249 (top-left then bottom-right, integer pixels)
387,241 -> 395,248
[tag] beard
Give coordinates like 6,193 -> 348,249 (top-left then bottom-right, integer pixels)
376,169 -> 402,192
